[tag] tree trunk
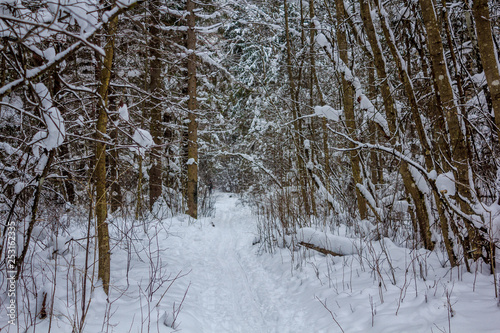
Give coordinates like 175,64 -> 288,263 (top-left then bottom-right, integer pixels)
375,1 -> 434,170
367,65 -> 383,187
472,0 -> 500,141
418,0 -> 471,194
335,0 -> 367,220
109,127 -> 122,212
16,150 -> 55,279
375,1 -> 457,264
95,9 -> 118,295
186,0 -> 198,219
360,0 -> 433,249
148,0 -> 163,210
284,0 -> 311,219
418,0 -> 484,260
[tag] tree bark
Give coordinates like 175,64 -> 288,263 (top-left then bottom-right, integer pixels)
284,0 -> 311,218
186,0 -> 198,219
360,0 -> 433,249
148,0 -> 164,210
472,0 -> 500,141
418,0 -> 471,195
335,0 -> 367,220
418,0 -> 484,261
95,9 -> 118,295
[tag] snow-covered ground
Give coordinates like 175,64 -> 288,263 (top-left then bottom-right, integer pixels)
165,193 -> 500,333
2,193 -> 500,332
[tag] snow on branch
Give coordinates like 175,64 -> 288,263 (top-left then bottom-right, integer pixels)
327,124 -> 427,175
196,22 -> 223,34
130,128 -> 154,157
356,183 -> 383,222
0,14 -> 105,55
0,0 -> 143,99
158,23 -> 221,34
159,6 -> 189,19
312,174 -> 343,214
327,125 -> 485,226
221,152 -> 281,188
171,42 -> 236,83
29,83 -> 65,158
314,105 -> 342,121
314,28 -> 391,137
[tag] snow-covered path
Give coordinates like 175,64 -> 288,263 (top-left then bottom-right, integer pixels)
162,193 -> 500,333
168,193 -> 312,333
11,193 -> 500,333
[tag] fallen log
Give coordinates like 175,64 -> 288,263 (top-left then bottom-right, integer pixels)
299,242 -> 343,257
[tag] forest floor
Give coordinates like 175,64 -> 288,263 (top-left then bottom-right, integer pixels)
6,193 -> 500,332
156,193 -> 500,333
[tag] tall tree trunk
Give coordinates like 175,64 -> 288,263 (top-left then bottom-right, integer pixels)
418,0 -> 484,260
95,9 -> 118,296
186,0 -> 198,219
360,0 -> 433,249
376,0 -> 458,265
335,0 -> 367,219
375,1 -> 434,170
148,0 -> 163,210
418,0 -> 471,196
309,0 -> 331,197
284,0 -> 311,218
472,0 -> 500,141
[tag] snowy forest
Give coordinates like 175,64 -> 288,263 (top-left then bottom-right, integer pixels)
1,0 -> 500,332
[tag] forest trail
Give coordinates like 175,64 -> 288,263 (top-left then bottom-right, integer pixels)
162,194 -> 500,333
168,193 -> 314,333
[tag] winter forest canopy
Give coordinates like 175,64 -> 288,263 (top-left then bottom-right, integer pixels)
1,0 -> 500,332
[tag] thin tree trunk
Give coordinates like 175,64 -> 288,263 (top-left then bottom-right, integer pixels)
135,154 -> 143,220
472,0 -> 500,141
307,0 -> 319,215
335,0 -> 367,220
284,0 -> 311,218
16,150 -> 55,279
148,0 -> 163,210
186,0 -> 198,219
109,127 -> 122,212
367,64 -> 379,186
95,9 -> 118,295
